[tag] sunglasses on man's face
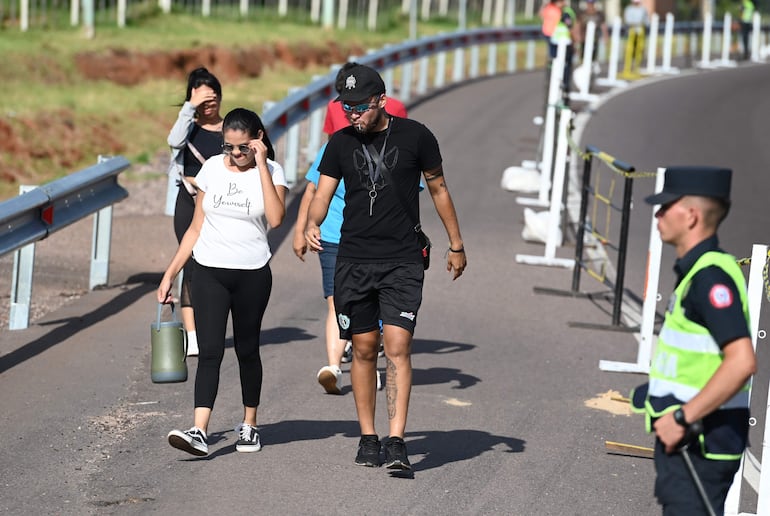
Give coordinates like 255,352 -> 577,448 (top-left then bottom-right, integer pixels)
222,143 -> 252,155
342,99 -> 379,114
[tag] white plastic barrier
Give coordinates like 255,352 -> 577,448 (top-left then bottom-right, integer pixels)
510,40 -> 568,208
717,13 -> 737,68
596,17 -> 627,88
724,244 -> 769,516
570,20 -> 600,103
515,106 -> 575,269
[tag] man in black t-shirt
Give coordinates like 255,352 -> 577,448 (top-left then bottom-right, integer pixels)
305,64 -> 467,471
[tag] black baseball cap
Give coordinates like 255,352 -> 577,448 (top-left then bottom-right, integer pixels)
644,166 -> 732,206
335,64 -> 386,103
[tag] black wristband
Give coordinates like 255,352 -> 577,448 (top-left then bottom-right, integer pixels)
673,408 -> 689,428
449,246 -> 465,253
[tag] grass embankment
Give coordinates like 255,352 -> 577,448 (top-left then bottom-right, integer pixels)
1,11 -> 538,200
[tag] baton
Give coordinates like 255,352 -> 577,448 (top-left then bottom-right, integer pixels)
678,421 -> 717,516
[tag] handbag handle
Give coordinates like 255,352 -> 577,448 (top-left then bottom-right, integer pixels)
155,302 -> 177,328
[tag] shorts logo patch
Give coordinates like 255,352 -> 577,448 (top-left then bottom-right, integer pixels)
399,311 -> 416,321
338,314 -> 350,330
708,284 -> 733,309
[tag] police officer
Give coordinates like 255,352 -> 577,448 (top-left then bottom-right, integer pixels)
631,167 -> 757,515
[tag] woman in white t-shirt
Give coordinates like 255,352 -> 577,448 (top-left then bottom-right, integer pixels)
158,108 -> 288,457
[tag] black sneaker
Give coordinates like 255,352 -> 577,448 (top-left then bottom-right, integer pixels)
384,436 -> 411,470
354,435 -> 381,467
167,427 -> 208,456
235,423 -> 261,453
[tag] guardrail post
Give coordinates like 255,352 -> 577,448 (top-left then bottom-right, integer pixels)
89,155 -> 115,290
285,89 -> 301,185
435,51 -> 447,88
487,43 -> 497,76
9,185 -> 37,330
453,47 -> 465,82
307,107 -> 324,162
417,56 -> 429,95
400,61 -> 413,102
526,40 -> 535,70
470,45 -> 480,78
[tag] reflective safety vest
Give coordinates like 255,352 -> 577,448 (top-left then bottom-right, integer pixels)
551,6 -> 575,45
633,251 -> 750,460
741,0 -> 755,24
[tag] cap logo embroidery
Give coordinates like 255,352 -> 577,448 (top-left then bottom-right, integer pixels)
345,74 -> 357,90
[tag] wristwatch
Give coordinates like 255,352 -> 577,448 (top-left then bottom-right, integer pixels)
673,408 -> 689,428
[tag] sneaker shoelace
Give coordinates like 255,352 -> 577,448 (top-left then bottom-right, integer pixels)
235,423 -> 256,442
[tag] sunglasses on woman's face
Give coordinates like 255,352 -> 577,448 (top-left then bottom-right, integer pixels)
222,143 -> 252,155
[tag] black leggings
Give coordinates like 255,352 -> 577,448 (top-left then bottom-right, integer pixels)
174,186 -> 196,307
191,261 -> 272,409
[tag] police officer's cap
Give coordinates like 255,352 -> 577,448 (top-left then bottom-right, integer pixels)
644,166 -> 732,206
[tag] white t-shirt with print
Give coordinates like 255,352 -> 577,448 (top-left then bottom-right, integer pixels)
193,154 -> 288,270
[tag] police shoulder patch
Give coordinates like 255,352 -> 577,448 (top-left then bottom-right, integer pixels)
708,284 -> 733,309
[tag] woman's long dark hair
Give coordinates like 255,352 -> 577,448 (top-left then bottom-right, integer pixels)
184,67 -> 222,102
223,108 -> 276,161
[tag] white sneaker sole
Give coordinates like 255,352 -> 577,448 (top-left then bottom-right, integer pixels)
318,368 -> 341,395
167,430 -> 208,456
236,442 -> 262,453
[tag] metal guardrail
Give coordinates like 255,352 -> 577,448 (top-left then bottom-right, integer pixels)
0,155 -> 130,329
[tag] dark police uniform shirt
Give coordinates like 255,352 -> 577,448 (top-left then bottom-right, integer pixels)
671,234 -> 751,456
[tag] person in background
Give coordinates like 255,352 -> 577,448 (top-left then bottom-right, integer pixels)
578,0 -> 608,71
631,167 -> 756,514
305,64 -> 466,471
739,0 -> 755,60
293,62 -> 409,395
167,67 -> 224,357
622,0 -> 649,78
159,108 -> 288,457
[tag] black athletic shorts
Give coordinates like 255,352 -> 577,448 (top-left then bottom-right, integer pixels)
333,261 -> 424,339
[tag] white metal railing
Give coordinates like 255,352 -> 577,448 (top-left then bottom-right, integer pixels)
0,156 -> 130,329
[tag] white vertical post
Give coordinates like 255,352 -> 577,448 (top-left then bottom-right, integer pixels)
409,0 -> 417,40
526,40 -> 536,69
241,0 -> 249,17
90,206 -> 113,289
202,0 -> 211,17
524,0 -> 534,19
481,0 -> 492,25
367,0 -> 378,30
417,56 -> 429,95
278,0 -> 288,16
487,44 -> 497,75
597,17 -> 627,87
71,0 -> 80,25
493,0 -> 504,27
517,41 -> 566,208
724,244 -> 768,516
514,108 -> 575,269
401,0 -> 410,14
383,67 -> 395,94
599,168 -> 664,373
439,0 -> 448,16
645,13 -> 659,74
570,20 -> 599,102
322,0 -> 334,28
307,104 -> 323,161
20,0 -> 29,31
699,12 -> 714,67
117,0 -> 126,27
506,0 -> 517,73
453,48 -> 465,82
400,62 -> 413,102
435,51 -> 446,88
420,0 -> 430,21
311,0 -> 320,22
337,0 -> 348,29
470,45 -> 480,78
751,11 -> 761,62
659,13 -> 679,74
8,185 -> 37,331
718,13 -> 736,67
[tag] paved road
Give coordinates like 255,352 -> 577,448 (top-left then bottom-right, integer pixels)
1,64 -> 768,515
